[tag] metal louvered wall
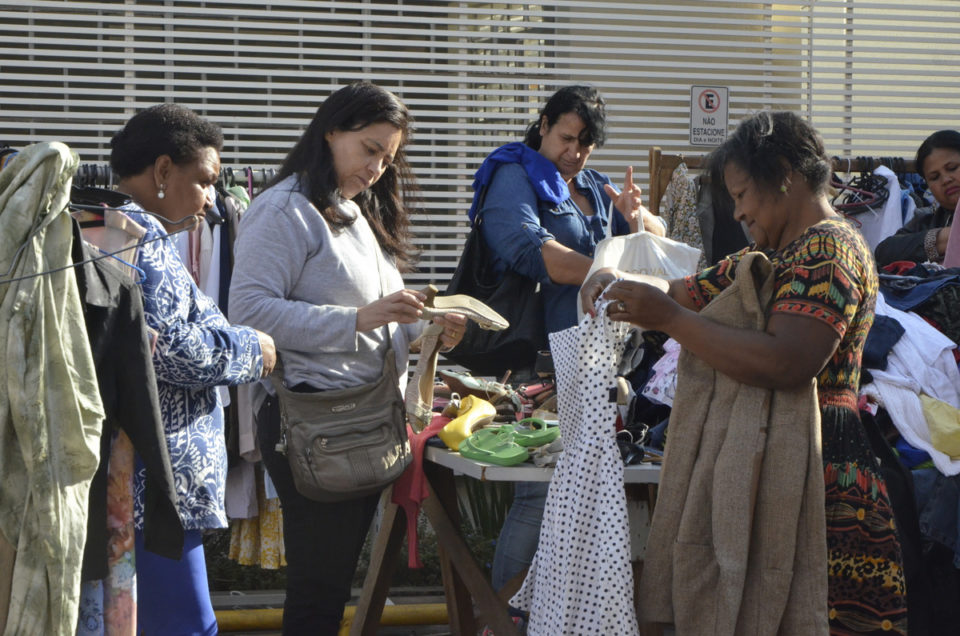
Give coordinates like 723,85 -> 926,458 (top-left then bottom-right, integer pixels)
2,0 -> 959,286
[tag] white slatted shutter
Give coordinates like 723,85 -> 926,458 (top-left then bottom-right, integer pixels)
2,0 -> 959,286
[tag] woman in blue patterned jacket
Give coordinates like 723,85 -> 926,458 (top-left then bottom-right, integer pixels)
108,104 -> 276,636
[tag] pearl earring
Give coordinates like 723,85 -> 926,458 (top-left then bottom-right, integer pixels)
157,185 -> 166,199
780,184 -> 788,193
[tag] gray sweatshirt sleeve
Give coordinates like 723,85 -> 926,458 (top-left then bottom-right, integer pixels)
228,191 -> 360,355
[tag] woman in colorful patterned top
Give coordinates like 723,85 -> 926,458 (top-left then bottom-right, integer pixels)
109,104 -> 276,636
583,111 -> 907,635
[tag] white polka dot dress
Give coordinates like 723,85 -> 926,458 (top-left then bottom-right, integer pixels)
510,303 -> 640,635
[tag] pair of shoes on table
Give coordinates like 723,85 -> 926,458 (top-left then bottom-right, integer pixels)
459,426 -> 529,467
437,394 -> 497,451
458,419 -> 560,467
510,417 -> 560,447
530,394 -> 557,421
438,369 -> 514,405
530,437 -> 564,467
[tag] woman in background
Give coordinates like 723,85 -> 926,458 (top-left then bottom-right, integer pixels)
876,129 -> 960,266
474,84 -> 665,601
109,103 -> 276,636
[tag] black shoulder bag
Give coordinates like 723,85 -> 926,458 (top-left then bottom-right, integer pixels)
440,190 -> 547,377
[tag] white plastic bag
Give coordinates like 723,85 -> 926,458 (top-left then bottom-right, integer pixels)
578,204 -> 702,320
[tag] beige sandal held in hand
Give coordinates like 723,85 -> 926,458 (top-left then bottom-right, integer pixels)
405,285 -> 510,432
418,284 -> 509,331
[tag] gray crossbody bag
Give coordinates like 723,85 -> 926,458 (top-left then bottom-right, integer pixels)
272,240 -> 411,502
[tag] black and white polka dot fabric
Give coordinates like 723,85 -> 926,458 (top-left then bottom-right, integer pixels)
511,301 -> 640,635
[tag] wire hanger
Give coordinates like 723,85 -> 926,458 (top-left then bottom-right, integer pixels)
0,208 -> 200,286
95,246 -> 146,284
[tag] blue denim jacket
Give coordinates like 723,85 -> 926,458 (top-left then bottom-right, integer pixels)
478,161 -> 630,334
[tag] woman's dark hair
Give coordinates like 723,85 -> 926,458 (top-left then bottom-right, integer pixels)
915,129 -> 960,179
523,85 -> 608,150
706,110 -> 831,200
110,103 -> 223,178
271,81 -> 418,271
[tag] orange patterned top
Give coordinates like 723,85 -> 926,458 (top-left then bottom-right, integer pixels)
684,218 -> 878,412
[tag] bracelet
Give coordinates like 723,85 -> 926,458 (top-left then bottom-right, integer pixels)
923,228 -> 941,262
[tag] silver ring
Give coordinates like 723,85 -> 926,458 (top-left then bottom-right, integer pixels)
617,301 -> 626,312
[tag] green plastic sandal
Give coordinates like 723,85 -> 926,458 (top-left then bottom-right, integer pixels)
510,417 -> 560,448
459,426 -> 529,467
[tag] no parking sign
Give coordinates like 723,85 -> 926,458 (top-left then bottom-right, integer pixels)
690,85 -> 729,146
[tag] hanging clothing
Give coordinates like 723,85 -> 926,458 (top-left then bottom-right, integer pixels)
637,252 -> 827,634
72,218 -> 182,581
511,304 -> 639,636
228,464 -> 286,569
102,430 -> 138,636
661,163 -> 705,268
849,166 -> 904,252
684,219 -> 908,635
76,431 -> 139,636
0,142 -> 104,636
694,179 -> 750,265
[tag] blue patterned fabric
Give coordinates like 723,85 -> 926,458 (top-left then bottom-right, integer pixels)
75,580 -> 104,636
123,206 -> 262,531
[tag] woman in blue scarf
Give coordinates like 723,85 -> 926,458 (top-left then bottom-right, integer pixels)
474,85 -> 664,603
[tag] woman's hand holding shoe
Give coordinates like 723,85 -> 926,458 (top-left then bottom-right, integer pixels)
356,289 -> 426,331
431,312 -> 468,350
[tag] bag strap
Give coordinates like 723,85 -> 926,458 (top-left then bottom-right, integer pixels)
369,220 -> 395,353
272,212 -> 394,450
470,184 -> 490,228
605,199 -> 615,240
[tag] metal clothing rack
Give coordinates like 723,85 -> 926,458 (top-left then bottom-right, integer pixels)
70,163 -> 278,193
218,166 -> 278,192
647,146 -> 919,215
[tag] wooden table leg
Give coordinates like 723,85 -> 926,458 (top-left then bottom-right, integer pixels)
423,462 -> 520,636
350,489 -> 407,636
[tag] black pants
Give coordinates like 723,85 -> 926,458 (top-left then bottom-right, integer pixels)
257,395 -> 383,635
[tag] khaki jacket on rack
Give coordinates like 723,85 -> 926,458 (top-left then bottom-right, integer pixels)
637,252 -> 828,635
0,142 -> 105,636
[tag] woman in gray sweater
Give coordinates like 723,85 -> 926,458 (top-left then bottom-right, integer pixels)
229,82 -> 464,635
